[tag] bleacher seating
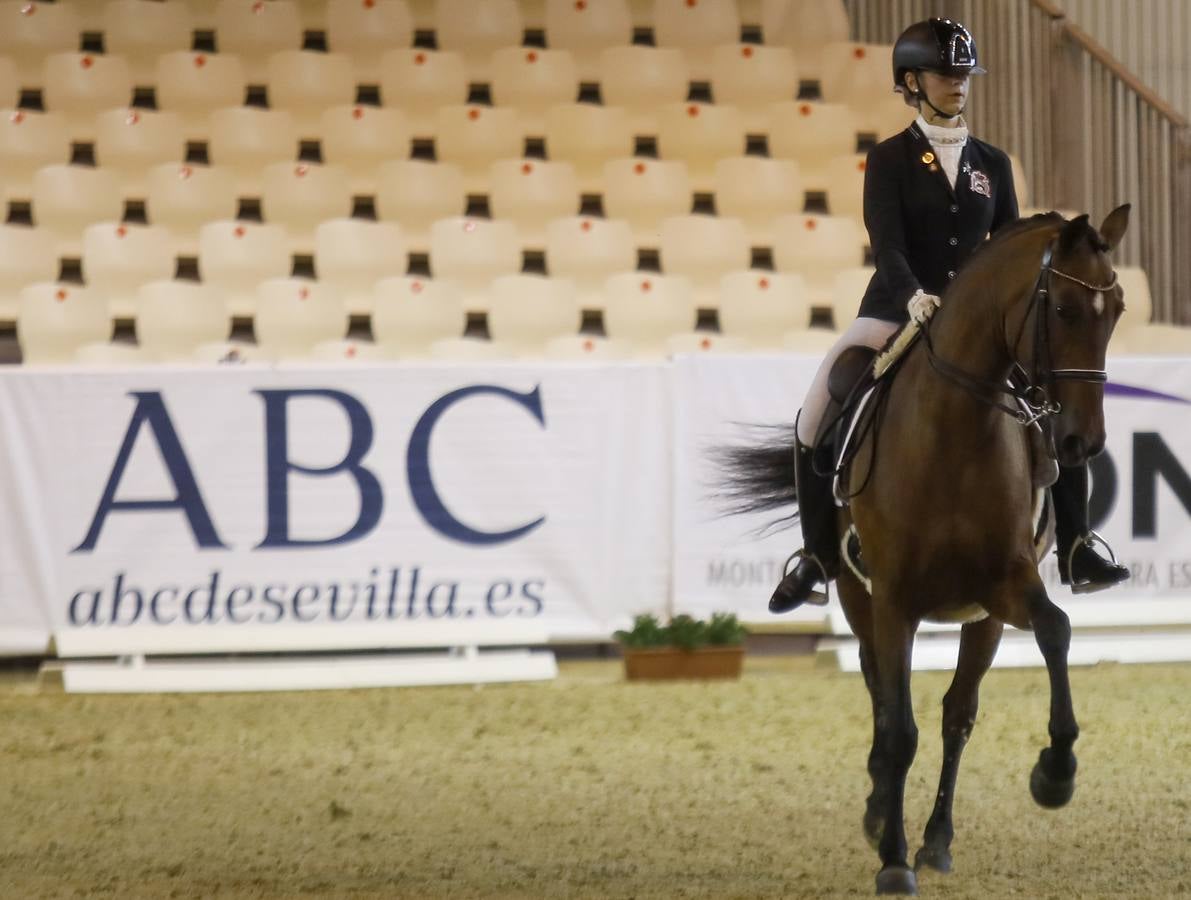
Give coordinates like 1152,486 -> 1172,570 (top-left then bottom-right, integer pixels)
0,224 -> 59,321
102,0 -> 195,85
145,162 -> 239,255
32,164 -> 125,256
314,218 -> 408,315
81,222 -> 176,318
372,276 -> 466,357
155,51 -> 249,142
214,0 -> 304,84
41,52 -> 134,142
324,0 -> 414,83
254,277 -> 348,358
0,110 -> 71,201
135,280 -> 231,361
598,46 -> 689,137
0,1 -> 82,80
486,274 -> 582,354
544,0 -> 633,82
17,283 -> 111,364
198,220 -> 293,317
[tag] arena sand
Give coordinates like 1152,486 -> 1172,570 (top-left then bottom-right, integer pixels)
0,656 -> 1187,899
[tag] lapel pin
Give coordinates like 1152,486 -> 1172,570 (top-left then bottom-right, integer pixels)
921,151 -> 936,165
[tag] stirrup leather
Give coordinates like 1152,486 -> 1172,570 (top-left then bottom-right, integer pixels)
779,549 -> 831,607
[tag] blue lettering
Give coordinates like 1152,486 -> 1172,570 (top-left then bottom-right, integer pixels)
150,587 -> 179,625
225,585 -> 253,624
69,589 -> 103,626
259,585 -> 286,623
292,584 -> 320,622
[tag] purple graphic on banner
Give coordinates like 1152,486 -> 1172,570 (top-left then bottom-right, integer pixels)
1106,383 -> 1191,405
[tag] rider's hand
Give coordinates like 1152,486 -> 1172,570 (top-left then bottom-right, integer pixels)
907,289 -> 942,325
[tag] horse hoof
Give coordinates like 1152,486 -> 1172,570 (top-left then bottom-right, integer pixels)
1030,759 -> 1076,808
914,844 -> 953,874
875,865 -> 918,895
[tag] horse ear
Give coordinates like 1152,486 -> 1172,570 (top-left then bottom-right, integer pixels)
1057,214 -> 1091,256
1099,203 -> 1131,251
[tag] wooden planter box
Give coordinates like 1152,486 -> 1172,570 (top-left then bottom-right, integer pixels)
621,645 -> 744,681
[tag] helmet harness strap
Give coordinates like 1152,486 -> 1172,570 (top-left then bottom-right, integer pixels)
912,70 -> 966,121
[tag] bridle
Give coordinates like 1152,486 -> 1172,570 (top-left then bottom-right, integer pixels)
922,239 -> 1117,427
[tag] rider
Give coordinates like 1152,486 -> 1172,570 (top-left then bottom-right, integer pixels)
769,17 -> 1130,613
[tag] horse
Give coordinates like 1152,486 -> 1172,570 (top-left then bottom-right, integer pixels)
718,205 -> 1131,895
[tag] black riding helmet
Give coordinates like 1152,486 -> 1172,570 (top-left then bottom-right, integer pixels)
893,18 -> 986,91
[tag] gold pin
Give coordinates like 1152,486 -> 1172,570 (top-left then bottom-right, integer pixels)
922,151 -> 936,165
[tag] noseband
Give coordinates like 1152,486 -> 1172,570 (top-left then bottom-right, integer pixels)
923,239 -> 1115,426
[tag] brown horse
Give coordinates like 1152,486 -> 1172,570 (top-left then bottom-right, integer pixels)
720,206 -> 1131,895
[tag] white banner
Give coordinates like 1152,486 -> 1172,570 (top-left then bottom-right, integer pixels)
0,362 -> 672,653
672,354 -> 1191,627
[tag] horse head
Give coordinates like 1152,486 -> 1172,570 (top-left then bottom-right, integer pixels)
1024,205 -> 1130,467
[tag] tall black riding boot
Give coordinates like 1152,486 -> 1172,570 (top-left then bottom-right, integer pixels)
769,439 -> 839,614
1052,462 -> 1129,594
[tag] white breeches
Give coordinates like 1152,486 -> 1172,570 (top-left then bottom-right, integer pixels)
795,318 -> 902,445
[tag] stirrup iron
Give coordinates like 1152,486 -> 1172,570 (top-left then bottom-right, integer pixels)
780,549 -> 831,607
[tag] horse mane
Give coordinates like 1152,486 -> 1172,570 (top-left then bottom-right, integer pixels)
961,211 -> 1064,271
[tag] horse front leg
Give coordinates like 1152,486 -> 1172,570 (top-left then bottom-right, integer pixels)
1027,589 -> 1080,807
870,603 -> 919,896
915,616 -> 1004,875
859,640 -> 889,849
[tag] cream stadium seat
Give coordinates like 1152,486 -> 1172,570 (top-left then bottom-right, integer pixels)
82,222 -> 176,318
544,334 -> 634,360
266,50 -> 355,140
192,339 -> 271,363
41,52 -> 133,141
545,215 -> 636,309
490,47 -> 579,136
319,104 -> 410,193
293,0 -> 326,28
718,270 -> 811,347
860,95 -> 916,140
602,271 -> 696,355
433,104 -> 523,193
652,0 -> 741,82
0,1 -> 82,80
0,225 -> 58,320
102,0 -> 195,85
488,159 -> 580,247
709,44 -> 798,133
74,341 -> 148,365
543,0 -> 632,81
666,331 -> 750,355
0,109 -> 70,201
378,48 -> 468,138
314,218 -> 407,315
487,274 -> 581,354
763,0 -> 849,81
658,214 -> 751,308
145,163 -> 239,255
181,0 -> 221,30
208,106 -> 299,195
598,46 -> 689,138
324,0 -> 414,83
1114,266 -> 1153,338
155,51 -> 247,141
94,108 -> 187,197
254,277 -> 348,358
829,265 -> 874,331
771,212 -> 867,298
825,152 -> 868,223
426,336 -> 516,360
819,42 -> 895,110
135,280 -> 231,361
260,160 -> 353,253
782,327 -> 838,354
713,156 -> 803,244
17,283 -> 111,363
655,102 -> 746,192
371,275 -> 466,357
429,216 -> 522,312
374,159 -> 465,252
310,338 -> 388,362
214,0 -> 304,84
434,0 -> 522,81
602,157 -> 692,242
543,103 -> 633,193
197,220 -> 292,316
31,164 -> 124,255
0,56 -> 17,108
768,100 -> 859,192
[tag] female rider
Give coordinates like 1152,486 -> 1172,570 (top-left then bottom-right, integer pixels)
769,17 -> 1130,613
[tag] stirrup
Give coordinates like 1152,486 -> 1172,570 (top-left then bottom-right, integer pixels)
1063,531 -> 1127,594
778,549 -> 830,607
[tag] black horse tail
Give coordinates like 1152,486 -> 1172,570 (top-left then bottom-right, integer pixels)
709,423 -> 802,532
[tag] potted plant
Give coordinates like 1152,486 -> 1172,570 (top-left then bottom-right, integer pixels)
614,612 -> 747,680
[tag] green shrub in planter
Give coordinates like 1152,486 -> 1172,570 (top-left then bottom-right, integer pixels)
614,612 -> 746,650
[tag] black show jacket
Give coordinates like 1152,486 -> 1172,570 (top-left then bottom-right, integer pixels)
857,120 -> 1020,324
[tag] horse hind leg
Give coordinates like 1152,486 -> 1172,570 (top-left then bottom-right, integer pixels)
914,616 -> 1004,875
1026,588 -> 1080,808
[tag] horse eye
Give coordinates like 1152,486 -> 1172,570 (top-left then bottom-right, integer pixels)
1055,305 -> 1079,322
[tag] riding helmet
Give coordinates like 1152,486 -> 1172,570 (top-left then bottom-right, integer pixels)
892,18 -> 987,92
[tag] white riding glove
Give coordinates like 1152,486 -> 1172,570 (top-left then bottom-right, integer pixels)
907,289 -> 942,325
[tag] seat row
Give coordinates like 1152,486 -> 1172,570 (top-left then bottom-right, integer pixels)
2,0 -> 851,81
0,213 -> 872,318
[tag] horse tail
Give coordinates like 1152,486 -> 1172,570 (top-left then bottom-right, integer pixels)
709,423 -> 802,531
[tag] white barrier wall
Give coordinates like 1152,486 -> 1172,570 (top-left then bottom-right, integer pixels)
1,355 -> 1189,655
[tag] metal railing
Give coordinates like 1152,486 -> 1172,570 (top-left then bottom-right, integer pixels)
845,0 -> 1191,323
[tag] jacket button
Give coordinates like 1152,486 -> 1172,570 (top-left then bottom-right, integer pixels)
949,237 -> 958,246
950,204 -> 959,213
947,270 -> 957,279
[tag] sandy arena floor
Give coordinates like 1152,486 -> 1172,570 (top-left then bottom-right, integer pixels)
0,656 -> 1187,899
